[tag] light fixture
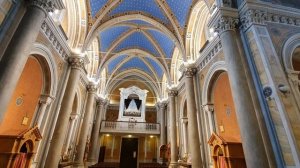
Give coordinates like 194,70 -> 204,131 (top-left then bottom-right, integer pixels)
150,135 -> 154,138
106,134 -> 110,137
128,135 -> 132,138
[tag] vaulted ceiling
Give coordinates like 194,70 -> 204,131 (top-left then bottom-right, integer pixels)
85,0 -> 199,99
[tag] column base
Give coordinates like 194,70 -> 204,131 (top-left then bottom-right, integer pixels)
169,162 -> 178,168
72,162 -> 85,168
86,160 -> 97,167
158,158 -> 168,165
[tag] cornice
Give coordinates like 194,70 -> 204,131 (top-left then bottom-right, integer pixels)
27,0 -> 56,13
196,37 -> 222,71
239,1 -> 300,31
41,17 -> 72,60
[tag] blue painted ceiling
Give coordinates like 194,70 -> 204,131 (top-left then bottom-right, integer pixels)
147,29 -> 175,59
100,26 -> 130,51
89,0 -> 194,81
114,31 -> 159,56
166,0 -> 193,27
109,0 -> 170,24
118,57 -> 153,76
89,0 -> 108,17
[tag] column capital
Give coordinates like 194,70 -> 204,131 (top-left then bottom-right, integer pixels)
97,98 -> 108,107
183,67 -> 197,78
181,117 -> 188,124
240,9 -> 267,31
70,114 -> 78,120
27,0 -> 56,14
214,16 -> 239,34
39,94 -> 55,105
208,7 -> 239,35
87,83 -> 98,93
156,101 -> 168,111
168,89 -> 178,97
68,56 -> 85,70
201,104 -> 214,112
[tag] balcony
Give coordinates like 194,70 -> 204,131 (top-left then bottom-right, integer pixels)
100,121 -> 160,135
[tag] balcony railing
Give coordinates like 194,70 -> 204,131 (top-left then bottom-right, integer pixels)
100,121 -> 160,134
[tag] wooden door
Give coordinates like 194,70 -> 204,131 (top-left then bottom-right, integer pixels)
120,138 -> 138,168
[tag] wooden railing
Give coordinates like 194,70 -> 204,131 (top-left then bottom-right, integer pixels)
100,121 -> 160,134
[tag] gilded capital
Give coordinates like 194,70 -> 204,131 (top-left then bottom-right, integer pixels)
184,67 -> 197,78
214,16 -> 239,34
27,0 -> 56,13
68,56 -> 85,69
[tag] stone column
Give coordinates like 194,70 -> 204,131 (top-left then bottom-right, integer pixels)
0,0 -> 55,121
183,67 -> 203,168
168,89 -> 178,167
202,104 -> 215,137
157,102 -> 167,147
181,118 -> 188,154
36,95 -> 55,131
74,83 -> 97,167
88,98 -> 107,164
45,55 -> 85,168
211,8 -> 269,167
64,115 -> 78,156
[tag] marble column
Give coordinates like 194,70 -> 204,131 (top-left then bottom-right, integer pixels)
45,55 -> 85,168
0,0 -> 55,121
212,9 -> 269,167
88,98 -> 107,164
183,67 -> 203,168
74,83 -> 98,167
168,89 -> 178,167
64,115 -> 78,156
202,104 -> 215,137
181,118 -> 188,154
157,102 -> 167,147
36,95 -> 55,131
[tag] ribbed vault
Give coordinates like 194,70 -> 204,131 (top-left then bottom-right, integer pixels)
84,0 -> 210,102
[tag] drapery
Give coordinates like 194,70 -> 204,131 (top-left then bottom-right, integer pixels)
13,153 -> 27,168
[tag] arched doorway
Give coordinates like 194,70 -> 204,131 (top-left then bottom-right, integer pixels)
212,72 -> 241,142
207,71 -> 246,168
13,140 -> 34,168
0,56 -> 44,134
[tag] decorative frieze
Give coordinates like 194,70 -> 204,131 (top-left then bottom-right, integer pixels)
197,40 -> 222,71
240,9 -> 300,31
40,17 -> 71,60
27,0 -> 56,13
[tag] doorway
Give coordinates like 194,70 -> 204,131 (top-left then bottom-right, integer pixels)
120,138 -> 138,168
